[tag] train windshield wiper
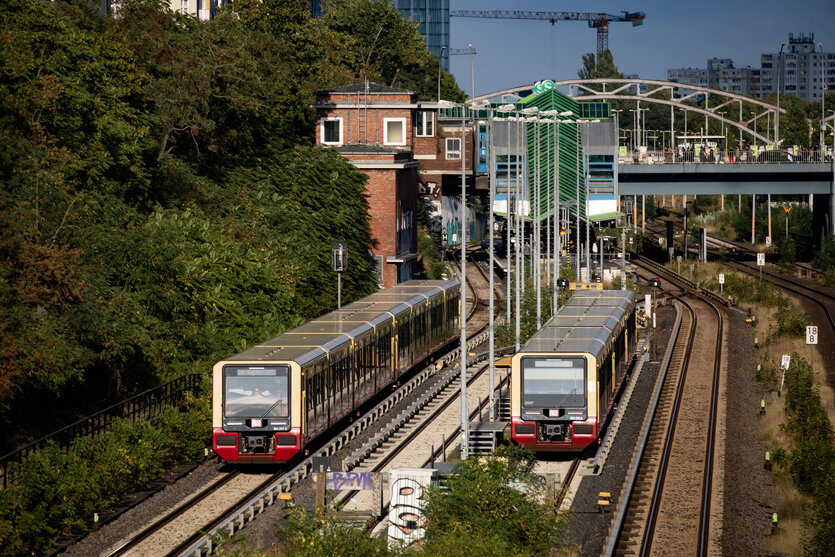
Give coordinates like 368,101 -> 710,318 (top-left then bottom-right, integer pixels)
555,387 -> 577,409
259,397 -> 285,420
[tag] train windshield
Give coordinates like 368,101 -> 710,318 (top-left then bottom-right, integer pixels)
224,366 -> 289,418
521,357 -> 586,408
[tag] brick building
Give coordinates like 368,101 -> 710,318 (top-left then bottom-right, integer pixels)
313,83 -> 438,288
415,110 -> 480,199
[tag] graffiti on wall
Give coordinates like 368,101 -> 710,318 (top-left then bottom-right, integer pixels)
387,468 -> 437,546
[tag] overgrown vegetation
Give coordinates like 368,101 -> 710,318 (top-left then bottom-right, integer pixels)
0,0 -> 463,452
422,446 -> 568,556
0,394 -> 211,556
771,356 -> 835,555
1,1 -> 467,553
258,447 -> 569,557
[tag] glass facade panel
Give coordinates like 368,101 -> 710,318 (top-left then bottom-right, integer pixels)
394,1 -> 450,70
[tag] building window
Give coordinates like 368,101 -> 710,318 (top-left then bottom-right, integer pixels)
320,117 -> 342,145
416,111 -> 434,137
384,118 -> 406,146
446,138 -> 461,160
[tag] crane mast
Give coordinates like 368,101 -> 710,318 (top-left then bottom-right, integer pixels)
450,10 -> 646,55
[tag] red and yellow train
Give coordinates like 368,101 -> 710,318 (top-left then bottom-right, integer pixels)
212,280 -> 459,463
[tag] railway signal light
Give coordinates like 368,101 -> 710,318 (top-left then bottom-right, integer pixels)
648,278 -> 661,288
556,278 -> 569,288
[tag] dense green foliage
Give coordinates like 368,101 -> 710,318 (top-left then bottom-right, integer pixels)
254,449 -> 568,557
0,395 -> 210,556
772,356 -> 835,555
275,508 -> 409,557
421,446 -> 568,556
0,0 -> 464,453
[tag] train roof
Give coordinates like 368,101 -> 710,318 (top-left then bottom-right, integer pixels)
566,290 -> 635,306
217,279 -> 458,367
520,290 -> 635,359
546,314 -> 623,331
331,302 -> 412,321
362,292 -> 431,307
224,344 -> 329,367
288,319 -> 376,338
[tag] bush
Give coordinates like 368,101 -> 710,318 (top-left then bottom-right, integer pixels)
421,446 -> 568,556
0,396 -> 210,556
768,303 -> 809,340
776,355 -> 835,555
275,508 -> 407,557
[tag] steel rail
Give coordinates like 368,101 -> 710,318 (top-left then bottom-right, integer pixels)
106,471 -> 241,556
640,295 -> 698,556
698,294 -> 724,555
604,300 -> 683,556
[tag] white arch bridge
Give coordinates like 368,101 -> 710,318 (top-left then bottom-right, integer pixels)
474,78 -> 835,147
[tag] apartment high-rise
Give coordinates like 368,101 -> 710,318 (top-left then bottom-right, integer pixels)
760,33 -> 835,102
668,58 -> 761,98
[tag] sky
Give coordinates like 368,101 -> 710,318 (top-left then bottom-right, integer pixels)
447,0 -> 835,98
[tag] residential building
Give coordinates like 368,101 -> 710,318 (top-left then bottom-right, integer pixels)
668,58 -> 761,98
666,33 -> 833,102
760,33 -> 835,102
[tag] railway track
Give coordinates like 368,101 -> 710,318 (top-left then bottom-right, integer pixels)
332,254 -> 510,525
102,255 -> 505,556
608,261 -> 725,556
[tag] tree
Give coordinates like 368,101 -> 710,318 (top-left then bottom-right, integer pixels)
421,446 -> 568,556
323,0 -> 465,101
577,49 -> 623,81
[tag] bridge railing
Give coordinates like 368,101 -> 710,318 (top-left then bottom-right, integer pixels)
619,148 -> 833,165
0,373 -> 204,489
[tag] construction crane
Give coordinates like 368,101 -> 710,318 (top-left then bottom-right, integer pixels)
450,10 -> 646,55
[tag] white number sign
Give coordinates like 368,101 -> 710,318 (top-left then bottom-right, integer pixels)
781,354 -> 791,370
718,273 -> 725,284
806,326 -> 818,345
757,253 -> 765,266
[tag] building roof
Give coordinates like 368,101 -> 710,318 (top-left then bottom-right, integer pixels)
320,82 -> 415,95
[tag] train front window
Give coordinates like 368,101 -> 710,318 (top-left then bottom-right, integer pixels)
224,366 -> 289,418
521,357 -> 586,408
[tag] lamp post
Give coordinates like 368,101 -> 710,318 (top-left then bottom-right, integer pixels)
460,100 -> 468,459
495,105 -> 516,331
437,46 -> 446,102
819,42 -> 826,154
439,97 -> 470,458
473,100 -> 496,421
521,107 -> 540,328
776,43 -> 785,147
468,44 -> 475,100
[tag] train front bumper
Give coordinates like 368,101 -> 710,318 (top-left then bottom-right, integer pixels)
212,427 -> 301,463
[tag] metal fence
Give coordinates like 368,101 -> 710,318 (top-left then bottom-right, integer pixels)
620,148 -> 833,165
0,373 -> 203,489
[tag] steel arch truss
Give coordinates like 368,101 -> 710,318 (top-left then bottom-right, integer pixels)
475,78 -> 787,145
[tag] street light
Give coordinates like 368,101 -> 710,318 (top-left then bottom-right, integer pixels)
819,42 -> 826,153
776,43 -> 785,146
437,46 -> 446,102
468,44 -> 475,100
472,99 -> 497,421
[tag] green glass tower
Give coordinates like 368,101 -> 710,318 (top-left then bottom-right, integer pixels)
394,0 -> 450,71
